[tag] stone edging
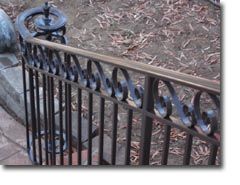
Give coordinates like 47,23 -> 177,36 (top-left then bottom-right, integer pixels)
0,53 -> 125,165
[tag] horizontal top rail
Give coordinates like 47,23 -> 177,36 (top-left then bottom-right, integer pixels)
26,37 -> 220,95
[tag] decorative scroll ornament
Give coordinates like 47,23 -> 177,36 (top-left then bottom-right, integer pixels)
18,2 -> 220,139
16,1 -> 67,42
23,41 -> 220,136
153,79 -> 220,135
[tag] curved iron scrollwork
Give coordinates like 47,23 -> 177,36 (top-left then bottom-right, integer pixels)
17,2 -> 220,143
153,79 -> 220,135
16,3 -> 68,163
23,43 -> 220,136
16,2 -> 67,43
29,131 -> 67,164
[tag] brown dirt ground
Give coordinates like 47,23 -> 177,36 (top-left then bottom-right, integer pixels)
0,0 -> 221,165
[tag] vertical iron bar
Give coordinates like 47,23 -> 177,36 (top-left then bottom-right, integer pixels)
35,71 -> 42,164
111,103 -> 118,165
29,68 -> 37,164
125,109 -> 133,165
21,57 -> 30,152
42,74 -> 49,165
161,125 -> 171,165
64,83 -> 68,165
59,80 -> 64,165
98,97 -> 105,165
50,77 -> 56,165
139,76 -> 155,165
64,53 -> 70,165
77,88 -> 82,165
47,76 -> 53,164
87,92 -> 93,165
183,133 -> 193,165
47,49 -> 56,165
208,144 -> 218,165
67,84 -> 72,165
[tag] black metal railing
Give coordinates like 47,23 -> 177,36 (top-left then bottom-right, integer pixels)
16,2 -> 220,166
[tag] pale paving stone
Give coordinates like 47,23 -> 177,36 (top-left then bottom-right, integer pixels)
0,134 -> 9,149
19,89 -> 61,124
61,149 -> 98,166
0,53 -> 18,71
1,149 -> 32,165
0,143 -> 21,161
0,65 -> 60,124
55,111 -> 98,143
0,66 -> 25,101
0,106 -> 27,148
88,135 -> 125,165
0,105 -> 30,165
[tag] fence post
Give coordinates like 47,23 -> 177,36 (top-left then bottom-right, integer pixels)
139,76 -> 155,165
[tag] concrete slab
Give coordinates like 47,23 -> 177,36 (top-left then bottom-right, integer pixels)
55,111 -> 98,143
0,64 -> 60,124
0,105 -> 30,165
19,88 -> 61,124
0,133 -> 9,149
0,53 -> 18,71
62,149 -> 98,165
0,66 -> 25,121
0,106 -> 27,148
0,86 -> 26,123
89,134 -> 125,165
0,143 -> 21,161
0,149 -> 32,165
0,66 -> 26,104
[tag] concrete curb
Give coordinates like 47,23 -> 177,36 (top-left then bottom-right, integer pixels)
0,53 -> 126,165
0,55 -> 97,135
0,54 -> 25,122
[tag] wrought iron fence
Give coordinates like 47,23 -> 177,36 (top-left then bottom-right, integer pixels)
16,2 -> 220,166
